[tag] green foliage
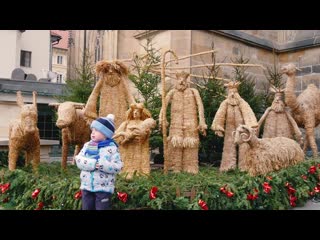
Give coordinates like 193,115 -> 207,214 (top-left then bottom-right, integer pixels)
196,46 -> 226,165
232,54 -> 267,119
1,159 -> 320,210
128,39 -> 163,158
56,50 -> 95,104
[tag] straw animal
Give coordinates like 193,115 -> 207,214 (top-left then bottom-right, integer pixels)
234,124 -> 304,176
83,60 -> 136,128
113,103 -> 156,179
282,63 -> 320,157
159,71 -> 207,174
49,102 -> 91,169
211,81 -> 258,172
8,91 -> 40,172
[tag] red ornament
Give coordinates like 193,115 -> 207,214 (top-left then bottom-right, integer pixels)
309,191 -> 315,196
219,185 -> 227,194
31,188 -> 41,199
74,190 -> 82,200
309,166 -> 317,174
247,193 -> 258,201
0,183 -> 10,194
301,175 -> 308,180
117,192 -> 128,203
198,199 -> 208,210
226,191 -> 234,198
35,202 -> 44,210
314,186 -> 320,193
149,186 -> 158,200
289,195 -> 297,207
2,197 -> 9,203
263,182 -> 272,194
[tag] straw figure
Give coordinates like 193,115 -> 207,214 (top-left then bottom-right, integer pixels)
159,71 -> 207,174
258,86 -> 303,145
282,63 -> 320,157
49,102 -> 91,169
8,91 -> 40,171
234,124 -> 304,176
113,103 -> 156,179
83,60 -> 136,128
211,81 -> 258,172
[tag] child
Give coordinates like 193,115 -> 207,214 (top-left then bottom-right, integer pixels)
75,114 -> 123,210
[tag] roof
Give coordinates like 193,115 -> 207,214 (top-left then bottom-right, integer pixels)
51,30 -> 68,50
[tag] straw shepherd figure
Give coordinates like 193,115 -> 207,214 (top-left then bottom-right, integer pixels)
159,71 -> 207,174
282,63 -> 320,157
49,102 -> 91,169
234,124 -> 304,176
113,103 -> 156,179
211,81 -> 258,172
257,86 -> 303,145
8,91 -> 40,171
83,60 -> 136,128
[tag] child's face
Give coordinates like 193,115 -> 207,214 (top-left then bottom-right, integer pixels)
91,128 -> 106,142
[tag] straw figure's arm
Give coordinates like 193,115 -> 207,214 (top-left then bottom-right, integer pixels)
123,77 -> 136,105
257,107 -> 271,136
83,80 -> 103,123
285,109 -> 303,145
211,100 -> 227,137
191,88 -> 207,136
159,89 -> 175,129
113,122 -> 132,145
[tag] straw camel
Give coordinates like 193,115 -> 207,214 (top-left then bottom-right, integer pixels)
282,63 -> 320,157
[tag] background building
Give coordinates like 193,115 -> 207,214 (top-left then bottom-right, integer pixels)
51,30 -> 68,83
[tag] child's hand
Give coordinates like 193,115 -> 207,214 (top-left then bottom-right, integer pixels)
95,163 -> 100,169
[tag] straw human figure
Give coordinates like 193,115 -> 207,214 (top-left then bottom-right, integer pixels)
211,81 -> 258,172
113,103 -> 156,179
159,71 -> 207,174
257,85 -> 303,145
83,60 -> 136,128
8,91 -> 40,172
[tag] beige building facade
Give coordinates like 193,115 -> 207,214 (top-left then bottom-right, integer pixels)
51,30 -> 68,83
0,30 -> 50,79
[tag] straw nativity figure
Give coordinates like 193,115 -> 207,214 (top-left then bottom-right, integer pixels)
113,103 -> 156,179
211,81 -> 258,172
8,91 -> 40,172
257,85 -> 303,145
159,71 -> 207,174
83,60 -> 136,128
282,63 -> 320,157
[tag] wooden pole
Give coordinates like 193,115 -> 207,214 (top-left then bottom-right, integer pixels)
161,50 -> 178,174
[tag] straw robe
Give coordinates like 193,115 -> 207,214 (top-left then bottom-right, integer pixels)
83,60 -> 135,128
211,82 -> 257,172
160,72 -> 207,174
113,103 -> 156,179
258,90 -> 303,144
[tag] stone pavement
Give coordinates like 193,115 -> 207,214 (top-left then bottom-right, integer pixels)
293,199 -> 320,210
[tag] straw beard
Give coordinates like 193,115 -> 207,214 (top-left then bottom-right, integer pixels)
227,92 -> 241,106
271,100 -> 285,113
176,81 -> 188,92
104,74 -> 121,87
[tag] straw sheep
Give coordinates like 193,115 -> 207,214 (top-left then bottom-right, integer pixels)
8,91 -> 40,171
233,124 -> 304,176
49,102 -> 91,169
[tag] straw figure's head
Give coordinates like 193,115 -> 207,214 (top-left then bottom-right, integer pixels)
17,91 -> 38,134
233,124 -> 253,145
175,71 -> 190,92
224,81 -> 241,106
96,60 -> 129,87
269,86 -> 285,113
280,63 -> 301,77
126,103 -> 152,121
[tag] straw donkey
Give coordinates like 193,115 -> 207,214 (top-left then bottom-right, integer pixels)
282,63 -> 320,157
8,91 -> 40,171
234,124 -> 304,176
49,102 -> 91,169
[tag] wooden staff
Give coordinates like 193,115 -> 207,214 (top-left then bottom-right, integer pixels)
155,63 -> 266,70
161,50 -> 178,174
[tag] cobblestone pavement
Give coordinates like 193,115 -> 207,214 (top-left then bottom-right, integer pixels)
293,199 -> 320,210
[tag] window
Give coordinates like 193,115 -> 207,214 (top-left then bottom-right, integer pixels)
57,55 -> 63,64
37,104 -> 60,140
56,74 -> 63,83
20,50 -> 31,67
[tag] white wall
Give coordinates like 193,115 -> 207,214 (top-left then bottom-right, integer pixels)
0,30 -> 19,78
20,30 -> 50,79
